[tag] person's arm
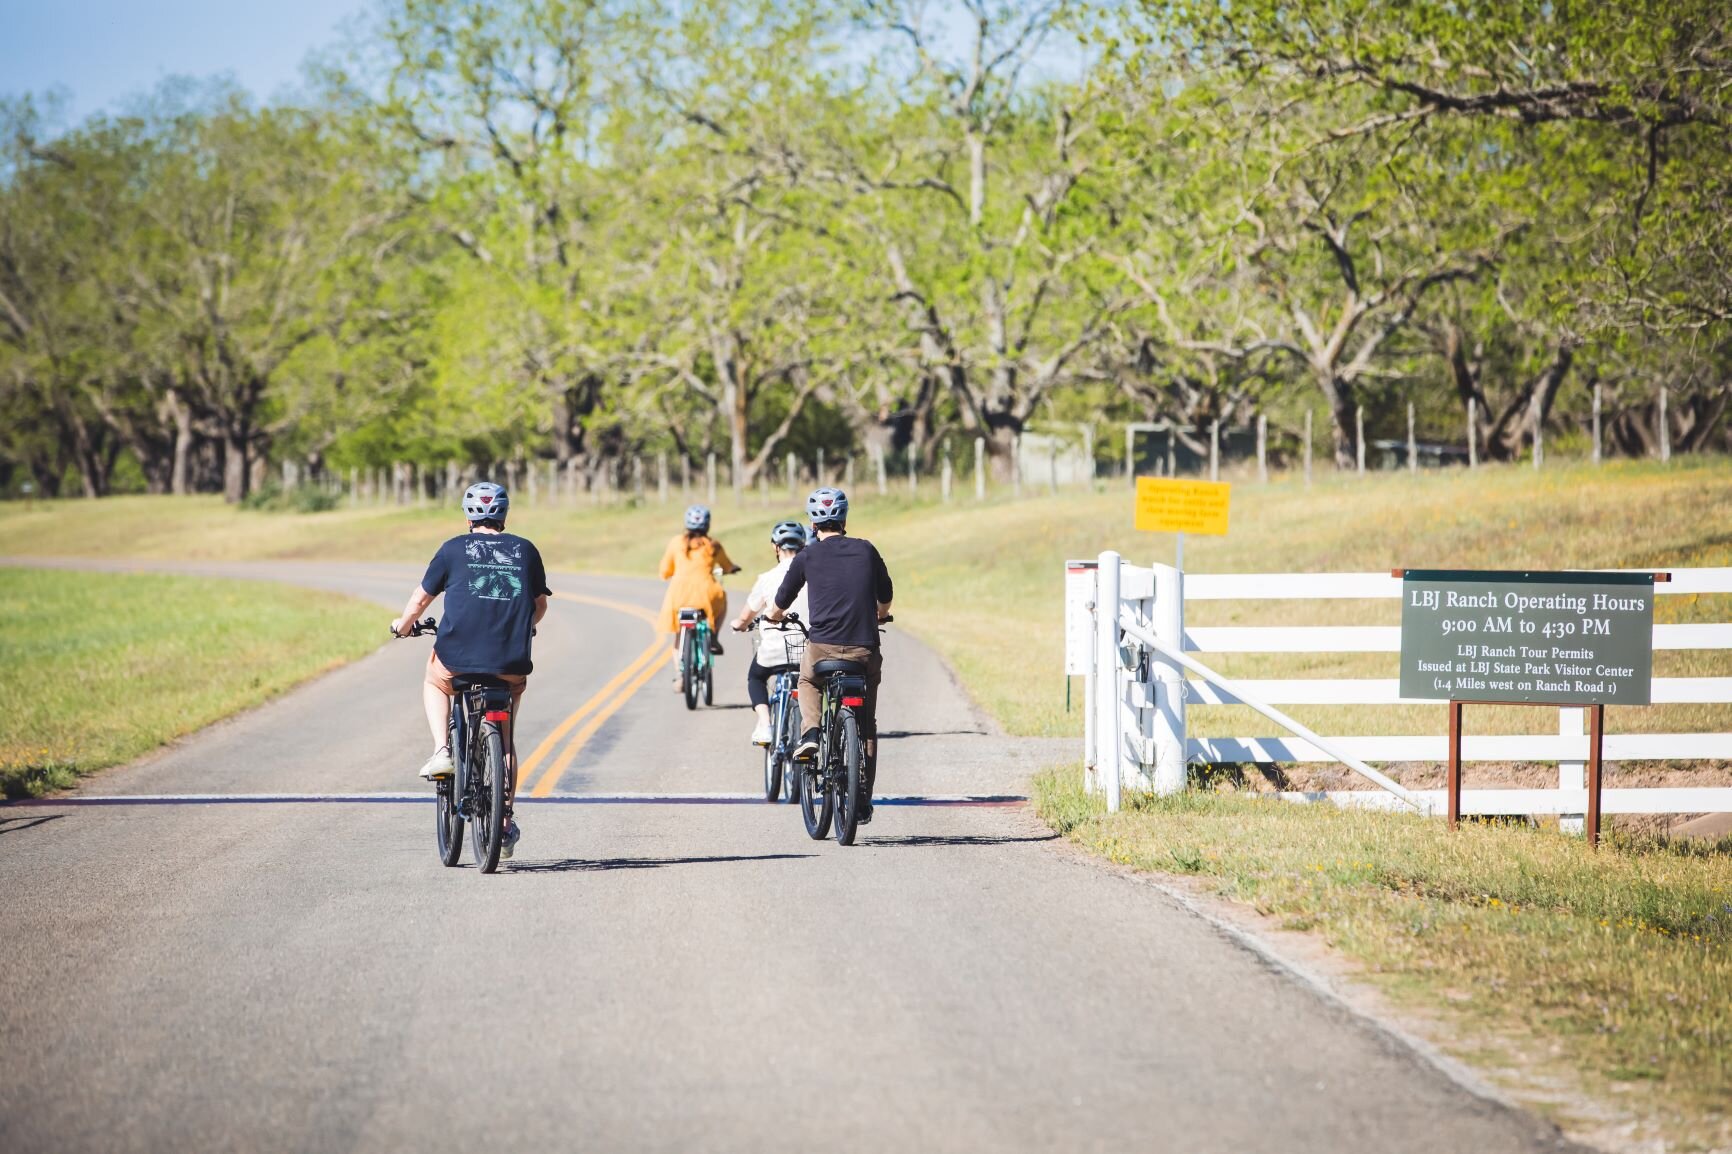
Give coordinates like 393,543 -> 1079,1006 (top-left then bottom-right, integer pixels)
532,594 -> 549,626
530,547 -> 551,627
734,576 -> 767,631
658,537 -> 677,580
872,545 -> 893,621
714,542 -> 741,575
767,552 -> 806,623
394,547 -> 448,636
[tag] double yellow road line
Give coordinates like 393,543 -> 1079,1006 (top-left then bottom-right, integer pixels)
516,591 -> 670,797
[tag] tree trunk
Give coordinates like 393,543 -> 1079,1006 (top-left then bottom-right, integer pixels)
222,428 -> 249,503
168,390 -> 195,496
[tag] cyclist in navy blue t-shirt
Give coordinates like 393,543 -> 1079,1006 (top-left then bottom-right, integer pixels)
392,481 -> 549,858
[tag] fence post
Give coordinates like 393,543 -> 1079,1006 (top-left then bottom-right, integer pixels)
633,456 -> 644,501
682,456 -> 691,499
526,458 -> 538,506
1592,385 -> 1602,464
1165,427 -> 1175,477
1209,420 -> 1219,481
706,452 -> 717,505
1559,707 -> 1586,836
1048,439 -> 1058,494
1124,425 -> 1135,489
1303,412 -> 1313,486
1659,387 -> 1670,462
845,455 -> 855,491
1011,434 -> 1022,497
758,465 -> 768,507
1150,561 -> 1187,796
1355,407 -> 1365,475
1256,415 -> 1267,483
942,455 -> 953,502
1082,425 -> 1095,488
1407,402 -> 1417,474
874,444 -> 887,496
348,467 -> 358,507
908,453 -> 917,497
1533,416 -> 1544,471
1468,398 -> 1478,468
657,452 -> 668,504
1096,550 -> 1123,814
974,437 -> 986,500
786,451 -> 797,500
817,448 -> 826,486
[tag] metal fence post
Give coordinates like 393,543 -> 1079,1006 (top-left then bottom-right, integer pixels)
1150,561 -> 1187,796
1407,402 -> 1417,473
1209,420 -> 1219,481
1097,550 -> 1123,814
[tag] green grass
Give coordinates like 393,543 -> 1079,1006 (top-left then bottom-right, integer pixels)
2,458 -> 1729,740
1034,767 -> 1732,1147
0,568 -> 384,797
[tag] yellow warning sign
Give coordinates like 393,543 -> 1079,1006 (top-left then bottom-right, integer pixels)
1134,477 -> 1231,536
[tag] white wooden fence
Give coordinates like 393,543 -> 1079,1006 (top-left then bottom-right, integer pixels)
1079,556 -> 1732,818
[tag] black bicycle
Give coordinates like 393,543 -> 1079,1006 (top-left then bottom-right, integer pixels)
776,612 -> 890,846
396,617 -> 514,873
749,616 -> 805,804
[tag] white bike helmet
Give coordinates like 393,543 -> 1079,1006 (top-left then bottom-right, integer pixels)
462,481 -> 509,523
806,486 -> 847,528
770,520 -> 807,550
684,504 -> 712,532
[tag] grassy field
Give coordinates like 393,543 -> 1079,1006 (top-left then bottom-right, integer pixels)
0,568 -> 383,797
3,458 -> 1728,744
1035,769 -> 1732,1149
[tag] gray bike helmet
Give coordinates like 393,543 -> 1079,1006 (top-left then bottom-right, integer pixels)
462,481 -> 509,523
684,504 -> 712,533
770,519 -> 807,551
806,486 -> 848,527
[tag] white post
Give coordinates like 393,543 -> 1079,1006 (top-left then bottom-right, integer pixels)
1256,414 -> 1267,483
1048,439 -> 1058,494
1407,402 -> 1417,473
682,456 -> 691,499
1012,435 -> 1022,497
1165,427 -> 1175,477
1592,385 -> 1602,464
1659,387 -> 1670,462
1533,417 -> 1543,471
658,452 -> 669,504
633,456 -> 645,500
845,456 -> 855,491
1355,406 -> 1365,475
1209,420 -> 1219,481
348,466 -> 358,507
874,444 -> 887,496
1559,707 -> 1586,836
1096,550 -> 1123,814
817,448 -> 826,486
1468,398 -> 1478,468
1303,412 -> 1313,486
787,451 -> 797,500
526,458 -> 538,506
1124,424 -> 1136,489
942,455 -> 953,502
706,452 -> 717,505
1149,561 -> 1186,796
974,437 -> 986,500
282,459 -> 297,493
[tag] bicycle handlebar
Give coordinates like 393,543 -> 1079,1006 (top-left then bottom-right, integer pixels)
748,611 -> 894,633
392,616 -> 437,639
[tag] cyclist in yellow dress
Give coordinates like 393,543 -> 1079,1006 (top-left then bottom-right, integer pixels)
657,505 -> 741,687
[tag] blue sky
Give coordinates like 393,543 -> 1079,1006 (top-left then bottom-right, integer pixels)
1,0 -> 367,124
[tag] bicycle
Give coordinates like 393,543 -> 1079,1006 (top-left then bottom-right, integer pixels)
676,606 -> 716,711
774,612 -> 891,846
395,617 -> 514,873
749,616 -> 805,804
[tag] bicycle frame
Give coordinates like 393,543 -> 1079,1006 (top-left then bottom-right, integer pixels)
448,682 -> 514,820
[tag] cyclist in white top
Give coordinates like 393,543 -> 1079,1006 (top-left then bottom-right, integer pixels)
731,519 -> 811,745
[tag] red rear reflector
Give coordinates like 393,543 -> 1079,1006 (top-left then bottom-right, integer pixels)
841,696 -> 865,707
484,710 -> 511,722
790,690 -> 799,698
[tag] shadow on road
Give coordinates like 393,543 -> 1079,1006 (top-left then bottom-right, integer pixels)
876,729 -> 988,739
507,852 -> 818,873
0,814 -> 65,836
863,832 -> 1057,849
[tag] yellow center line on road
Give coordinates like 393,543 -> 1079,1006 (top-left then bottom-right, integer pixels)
528,649 -> 674,797
515,637 -> 663,784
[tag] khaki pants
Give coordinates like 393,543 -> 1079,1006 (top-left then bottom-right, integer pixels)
799,642 -> 882,738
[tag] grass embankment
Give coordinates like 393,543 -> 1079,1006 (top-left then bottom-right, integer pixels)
0,568 -> 382,797
1,458 -> 1729,740
1035,768 -> 1732,1147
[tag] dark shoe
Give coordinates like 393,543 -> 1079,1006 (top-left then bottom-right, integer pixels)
709,636 -> 724,656
793,729 -> 820,761
858,800 -> 874,824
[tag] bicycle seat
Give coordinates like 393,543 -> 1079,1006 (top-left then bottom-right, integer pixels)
813,658 -> 867,677
451,673 -> 514,692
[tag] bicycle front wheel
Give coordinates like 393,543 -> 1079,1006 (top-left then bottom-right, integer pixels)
833,710 -> 862,846
471,727 -> 507,873
435,780 -> 464,866
799,756 -> 832,840
763,740 -> 781,802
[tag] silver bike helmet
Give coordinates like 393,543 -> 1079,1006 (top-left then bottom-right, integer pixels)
684,504 -> 712,533
770,519 -> 807,551
462,481 -> 509,523
806,486 -> 848,527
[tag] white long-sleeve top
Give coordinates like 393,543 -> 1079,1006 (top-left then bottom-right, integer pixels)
745,556 -> 809,668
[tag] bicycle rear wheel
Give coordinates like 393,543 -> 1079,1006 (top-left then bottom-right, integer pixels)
681,632 -> 698,711
701,651 -> 714,706
470,727 -> 507,873
833,710 -> 862,846
798,753 -> 832,840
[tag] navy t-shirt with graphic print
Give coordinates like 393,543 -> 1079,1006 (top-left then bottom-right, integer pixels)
421,532 -> 551,675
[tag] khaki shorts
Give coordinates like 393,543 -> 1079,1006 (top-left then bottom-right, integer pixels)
426,652 -> 527,708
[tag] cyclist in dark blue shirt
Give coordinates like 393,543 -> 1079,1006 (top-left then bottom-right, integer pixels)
392,481 -> 549,858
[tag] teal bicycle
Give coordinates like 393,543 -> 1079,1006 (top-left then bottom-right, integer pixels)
676,607 -> 715,710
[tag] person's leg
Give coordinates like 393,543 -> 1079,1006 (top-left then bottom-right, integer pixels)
863,648 -> 884,812
746,658 -> 772,742
797,644 -> 825,739
418,655 -> 457,779
504,679 -> 527,807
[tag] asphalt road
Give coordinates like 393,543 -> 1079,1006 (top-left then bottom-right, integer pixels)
0,562 -> 1580,1153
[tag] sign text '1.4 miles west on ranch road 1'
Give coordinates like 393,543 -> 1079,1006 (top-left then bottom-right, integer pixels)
1399,570 -> 1655,705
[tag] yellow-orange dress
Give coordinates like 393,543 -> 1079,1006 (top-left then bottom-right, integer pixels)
657,533 -> 736,633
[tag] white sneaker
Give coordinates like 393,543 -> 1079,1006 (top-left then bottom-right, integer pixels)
500,820 -> 521,860
751,720 -> 772,746
418,747 -> 454,780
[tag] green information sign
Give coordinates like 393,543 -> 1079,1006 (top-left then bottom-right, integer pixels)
1399,570 -> 1655,705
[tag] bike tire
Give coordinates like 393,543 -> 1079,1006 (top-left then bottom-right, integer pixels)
682,633 -> 699,711
471,727 -> 507,873
763,740 -> 781,802
778,699 -> 800,803
437,712 -> 464,865
702,653 -> 714,706
798,754 -> 832,840
833,710 -> 862,846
